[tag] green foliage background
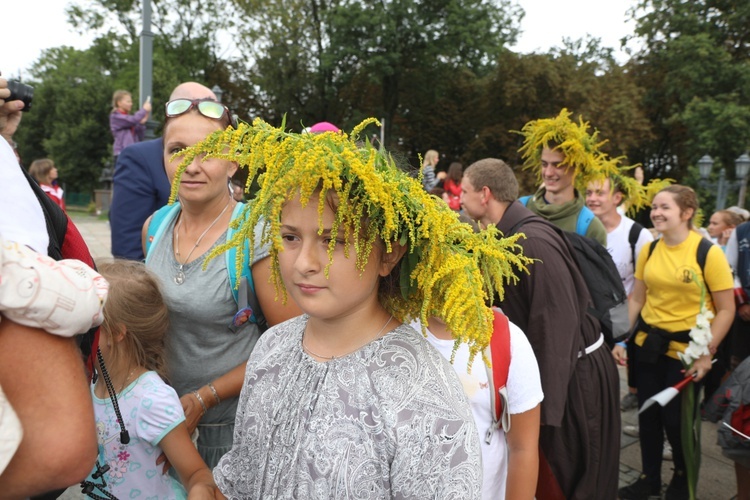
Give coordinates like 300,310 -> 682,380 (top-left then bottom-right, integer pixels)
11,0 -> 750,216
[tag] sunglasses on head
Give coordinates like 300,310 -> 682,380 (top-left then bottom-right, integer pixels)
165,98 -> 237,127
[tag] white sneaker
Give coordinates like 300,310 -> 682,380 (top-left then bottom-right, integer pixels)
623,424 -> 640,437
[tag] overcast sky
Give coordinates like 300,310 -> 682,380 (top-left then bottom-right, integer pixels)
2,0 -> 641,80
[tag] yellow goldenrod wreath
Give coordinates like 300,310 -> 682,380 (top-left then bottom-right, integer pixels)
516,108 -> 619,191
170,117 -> 533,366
517,109 -> 674,219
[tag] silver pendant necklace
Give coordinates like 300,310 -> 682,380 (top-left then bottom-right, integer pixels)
173,200 -> 231,285
302,314 -> 394,361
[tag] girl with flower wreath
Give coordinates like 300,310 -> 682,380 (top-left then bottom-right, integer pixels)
617,185 -> 735,500
172,118 -> 533,499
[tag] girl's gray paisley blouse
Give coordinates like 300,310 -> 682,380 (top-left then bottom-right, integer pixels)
214,315 -> 482,499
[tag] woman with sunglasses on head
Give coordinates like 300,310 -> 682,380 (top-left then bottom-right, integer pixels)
141,97 -> 300,469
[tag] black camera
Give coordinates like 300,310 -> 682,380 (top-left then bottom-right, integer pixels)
6,80 -> 33,112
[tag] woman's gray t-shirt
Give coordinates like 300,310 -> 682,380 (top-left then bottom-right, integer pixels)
148,213 -> 268,426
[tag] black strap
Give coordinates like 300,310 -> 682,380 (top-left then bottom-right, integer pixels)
628,222 -> 645,268
20,165 -> 68,260
635,316 -> 693,363
696,236 -> 712,273
637,316 -> 692,343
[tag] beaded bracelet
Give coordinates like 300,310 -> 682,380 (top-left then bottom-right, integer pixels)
192,390 -> 208,415
207,382 -> 221,405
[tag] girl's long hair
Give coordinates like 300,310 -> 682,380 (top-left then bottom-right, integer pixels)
98,260 -> 170,381
446,162 -> 463,183
423,150 -> 439,168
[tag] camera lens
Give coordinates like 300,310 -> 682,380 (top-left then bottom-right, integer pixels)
6,80 -> 34,112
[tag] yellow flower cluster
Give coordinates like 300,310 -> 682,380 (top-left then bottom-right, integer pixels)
517,108 -> 672,215
516,108 -> 616,189
601,160 -> 674,217
170,117 -> 533,366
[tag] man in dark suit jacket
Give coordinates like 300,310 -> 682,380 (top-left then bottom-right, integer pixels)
109,82 -> 218,260
110,137 -> 169,260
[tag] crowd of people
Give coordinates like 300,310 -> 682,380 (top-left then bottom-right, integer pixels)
1,72 -> 749,500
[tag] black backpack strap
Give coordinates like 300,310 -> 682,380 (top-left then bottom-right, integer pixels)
697,237 -> 711,272
647,238 -> 659,262
697,237 -> 713,294
628,222 -> 645,267
20,165 -> 67,260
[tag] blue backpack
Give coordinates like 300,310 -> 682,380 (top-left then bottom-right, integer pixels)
145,202 -> 267,331
519,195 -> 596,237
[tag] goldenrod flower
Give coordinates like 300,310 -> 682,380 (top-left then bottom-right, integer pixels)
516,108 -> 616,189
517,109 -> 674,218
171,117 -> 533,366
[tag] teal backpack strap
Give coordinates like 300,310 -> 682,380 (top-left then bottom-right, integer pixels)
519,195 -> 531,207
227,203 -> 269,332
226,202 -> 250,304
144,203 -> 181,263
576,205 -> 595,237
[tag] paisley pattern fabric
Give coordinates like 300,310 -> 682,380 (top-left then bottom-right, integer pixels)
214,316 -> 482,499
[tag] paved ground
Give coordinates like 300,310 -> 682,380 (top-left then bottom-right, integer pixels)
68,212 -> 739,499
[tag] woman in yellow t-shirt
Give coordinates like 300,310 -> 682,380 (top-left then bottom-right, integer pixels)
617,185 -> 735,500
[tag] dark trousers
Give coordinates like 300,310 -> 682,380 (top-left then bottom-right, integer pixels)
635,353 -> 701,488
703,329 -> 730,403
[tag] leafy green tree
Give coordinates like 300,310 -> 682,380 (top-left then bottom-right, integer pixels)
233,0 -> 523,143
66,0 -> 243,108
460,43 -> 650,191
15,46 -> 114,195
14,0 -> 249,196
627,0 -> 750,193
